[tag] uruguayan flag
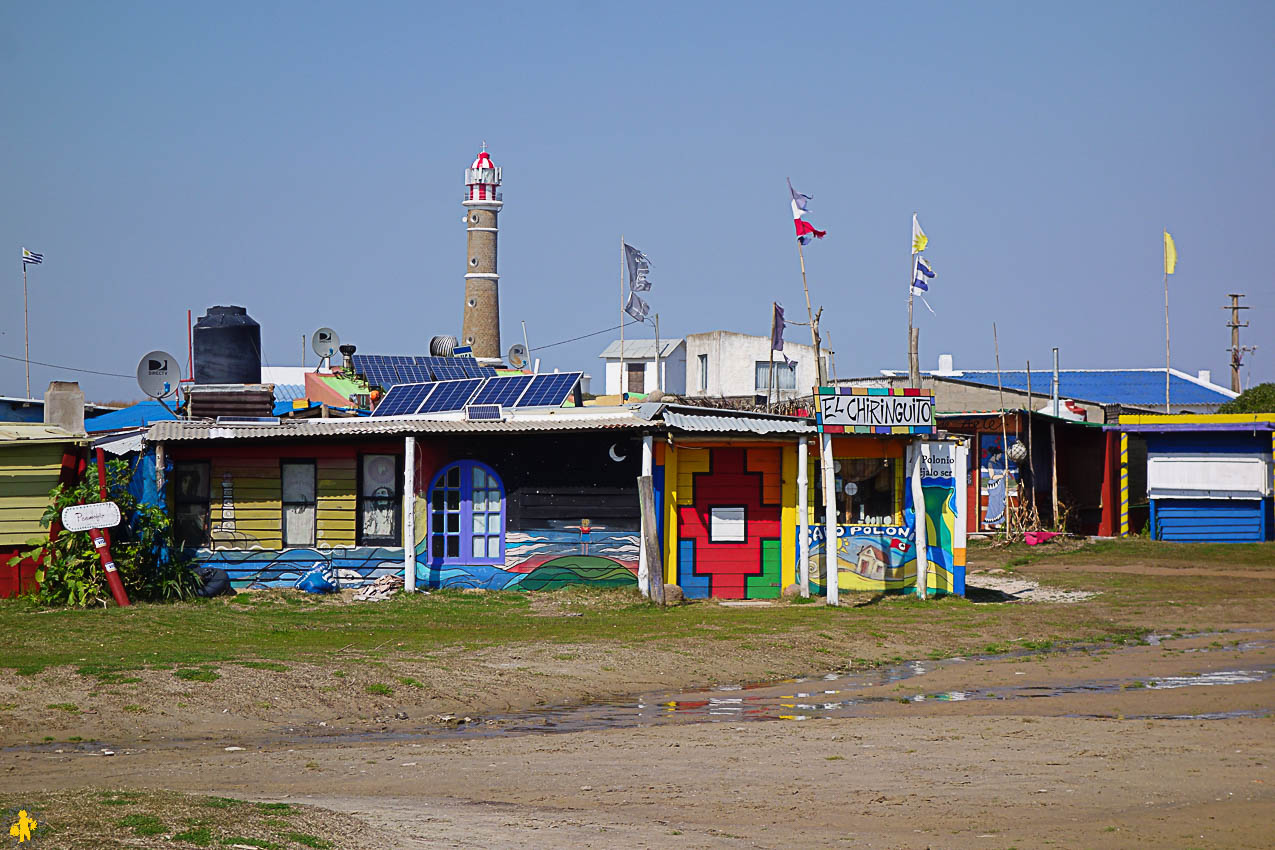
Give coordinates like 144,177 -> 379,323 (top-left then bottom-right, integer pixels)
21,248 -> 43,265
911,256 -> 934,296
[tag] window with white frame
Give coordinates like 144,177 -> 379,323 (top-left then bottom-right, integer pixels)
281,460 -> 316,547
698,353 -> 709,391
754,360 -> 797,391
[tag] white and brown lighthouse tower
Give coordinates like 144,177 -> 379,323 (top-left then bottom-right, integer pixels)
461,148 -> 503,360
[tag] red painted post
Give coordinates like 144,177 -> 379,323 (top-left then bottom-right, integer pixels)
94,447 -> 111,548
90,528 -> 130,607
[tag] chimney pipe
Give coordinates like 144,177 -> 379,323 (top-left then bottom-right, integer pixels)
339,344 -> 356,374
43,381 -> 85,435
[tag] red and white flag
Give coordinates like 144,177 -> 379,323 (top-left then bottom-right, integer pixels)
788,179 -> 826,245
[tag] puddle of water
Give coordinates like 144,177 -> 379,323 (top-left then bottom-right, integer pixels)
10,632 -> 1271,753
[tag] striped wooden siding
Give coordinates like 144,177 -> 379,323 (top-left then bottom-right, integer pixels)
676,449 -> 710,506
317,457 -> 356,545
207,456 -> 360,550
0,445 -> 63,545
1153,498 -> 1266,542
210,460 -> 282,550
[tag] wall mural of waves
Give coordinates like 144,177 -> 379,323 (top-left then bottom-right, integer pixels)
414,529 -> 639,591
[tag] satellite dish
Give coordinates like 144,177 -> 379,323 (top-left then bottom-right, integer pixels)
507,343 -> 529,369
137,350 -> 180,398
312,327 -> 340,360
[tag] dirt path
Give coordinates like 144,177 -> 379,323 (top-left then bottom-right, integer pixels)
7,630 -> 1271,849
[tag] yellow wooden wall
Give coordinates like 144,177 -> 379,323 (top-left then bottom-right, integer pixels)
0,445 -> 64,546
206,456 -> 358,550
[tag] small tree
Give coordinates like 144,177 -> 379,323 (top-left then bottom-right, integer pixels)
1217,382 -> 1275,414
9,457 -> 199,607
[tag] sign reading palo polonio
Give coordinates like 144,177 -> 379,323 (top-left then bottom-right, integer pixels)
61,501 -> 122,533
816,387 -> 935,434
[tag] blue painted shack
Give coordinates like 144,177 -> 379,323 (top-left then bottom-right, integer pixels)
1118,414 -> 1275,542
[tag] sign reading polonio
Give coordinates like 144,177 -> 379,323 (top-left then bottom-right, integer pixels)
61,501 -> 122,533
816,387 -> 934,434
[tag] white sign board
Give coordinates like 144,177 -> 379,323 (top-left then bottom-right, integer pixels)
819,392 -> 934,430
919,441 -> 958,484
61,501 -> 122,532
1147,454 -> 1271,500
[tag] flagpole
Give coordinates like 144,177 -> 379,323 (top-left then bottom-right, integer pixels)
796,240 -> 823,387
908,215 -> 919,387
22,258 -> 30,399
614,233 -> 619,400
768,303 -> 776,410
1163,229 -> 1171,413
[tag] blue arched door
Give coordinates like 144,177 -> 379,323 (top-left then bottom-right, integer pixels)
426,461 -> 506,567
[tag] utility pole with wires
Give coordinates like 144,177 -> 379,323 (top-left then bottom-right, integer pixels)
1224,293 -> 1255,393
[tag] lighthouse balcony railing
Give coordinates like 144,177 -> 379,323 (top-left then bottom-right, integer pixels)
463,192 -> 503,203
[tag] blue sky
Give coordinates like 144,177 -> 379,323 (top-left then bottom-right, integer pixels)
3,1 -> 1272,401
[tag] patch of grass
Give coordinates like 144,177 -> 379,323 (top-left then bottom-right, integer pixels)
285,834 -> 332,849
117,813 -> 165,835
364,682 -> 393,696
123,704 -> 145,713
174,666 -> 220,682
238,661 -> 289,672
397,676 -> 424,688
201,797 -> 245,809
174,825 -> 214,845
254,802 -> 294,813
219,838 -> 280,849
46,702 -> 79,713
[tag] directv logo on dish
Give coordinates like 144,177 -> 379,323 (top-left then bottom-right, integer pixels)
147,358 -> 168,373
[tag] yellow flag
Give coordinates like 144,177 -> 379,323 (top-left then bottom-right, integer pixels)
1163,231 -> 1177,275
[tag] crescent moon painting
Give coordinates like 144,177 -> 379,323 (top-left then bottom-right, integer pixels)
608,443 -> 627,462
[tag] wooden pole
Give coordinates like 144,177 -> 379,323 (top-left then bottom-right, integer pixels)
403,436 -> 416,593
1026,361 -> 1037,524
798,434 -> 810,598
638,436 -> 653,598
767,303 -> 776,410
821,430 -> 838,606
22,260 -> 30,399
992,323 -> 1012,539
637,475 -> 665,605
910,438 -> 928,600
614,234 -> 619,397
1051,347 -> 1060,529
796,240 -> 823,386
654,313 -> 661,393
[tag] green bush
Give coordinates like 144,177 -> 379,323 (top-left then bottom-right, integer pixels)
1217,382 -> 1275,413
9,458 -> 199,607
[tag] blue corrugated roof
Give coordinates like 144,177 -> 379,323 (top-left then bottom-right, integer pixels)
85,401 -> 178,433
943,370 -> 1233,406
272,383 -> 306,401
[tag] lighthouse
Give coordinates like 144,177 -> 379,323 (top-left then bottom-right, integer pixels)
461,148 -> 503,360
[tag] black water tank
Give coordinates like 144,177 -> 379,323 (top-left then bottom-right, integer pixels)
193,305 -> 262,385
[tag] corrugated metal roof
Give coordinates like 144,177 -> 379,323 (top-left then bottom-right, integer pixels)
877,368 -> 1235,406
147,410 -> 651,442
0,423 -> 89,444
86,400 -> 179,433
271,383 -> 307,401
598,338 -> 685,359
662,411 -> 814,434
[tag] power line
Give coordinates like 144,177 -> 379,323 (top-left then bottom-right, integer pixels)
0,352 -> 133,379
534,320 -> 642,352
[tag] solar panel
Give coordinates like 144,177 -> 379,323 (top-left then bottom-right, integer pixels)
464,404 -> 503,421
371,382 -> 436,417
471,375 -> 534,407
459,359 -> 497,378
427,357 -> 469,380
417,378 -> 482,413
517,372 -> 582,407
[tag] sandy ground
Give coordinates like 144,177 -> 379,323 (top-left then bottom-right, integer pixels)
3,557 -> 1273,848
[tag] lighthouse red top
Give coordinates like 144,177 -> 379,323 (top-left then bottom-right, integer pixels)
465,148 -> 502,202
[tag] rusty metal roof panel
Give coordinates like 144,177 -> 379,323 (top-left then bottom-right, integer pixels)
146,410 -> 651,442
662,411 -> 814,435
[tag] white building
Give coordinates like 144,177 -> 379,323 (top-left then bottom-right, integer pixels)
597,331 -> 829,399
597,339 -> 686,396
